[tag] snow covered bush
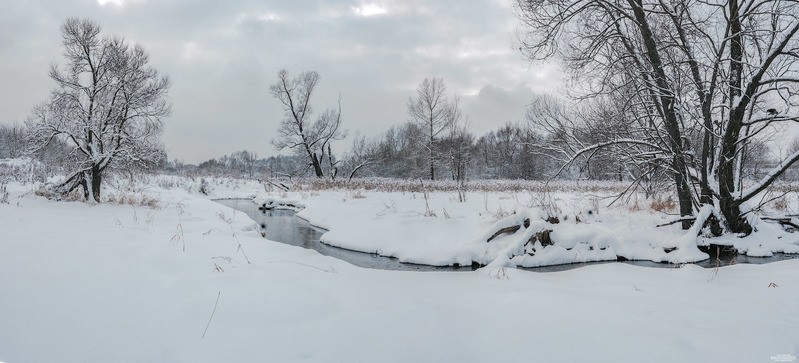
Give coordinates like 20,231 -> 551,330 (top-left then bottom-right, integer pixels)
0,183 -> 8,204
200,178 -> 210,195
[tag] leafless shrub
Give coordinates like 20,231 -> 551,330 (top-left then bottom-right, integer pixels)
0,183 -> 8,204
528,190 -> 561,219
199,178 -> 210,195
419,180 -> 436,217
493,205 -> 512,220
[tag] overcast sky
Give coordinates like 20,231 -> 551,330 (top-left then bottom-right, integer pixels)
0,0 -> 562,163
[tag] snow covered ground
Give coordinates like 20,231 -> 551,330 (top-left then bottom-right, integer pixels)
1,177 -> 798,362
257,187 -> 799,268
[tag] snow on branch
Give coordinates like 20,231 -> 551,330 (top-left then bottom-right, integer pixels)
551,138 -> 669,178
739,148 -> 799,204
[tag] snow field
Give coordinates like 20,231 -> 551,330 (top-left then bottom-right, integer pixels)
1,178 -> 798,362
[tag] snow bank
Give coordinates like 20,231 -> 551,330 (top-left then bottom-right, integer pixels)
256,189 -> 799,268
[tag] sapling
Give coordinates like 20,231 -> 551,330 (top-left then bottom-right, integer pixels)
419,179 -> 436,217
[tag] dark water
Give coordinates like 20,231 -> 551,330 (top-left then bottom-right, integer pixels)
216,199 -> 798,272
216,199 -> 475,271
692,244 -> 798,268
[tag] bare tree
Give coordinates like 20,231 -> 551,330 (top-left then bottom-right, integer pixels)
230,150 -> 258,178
343,132 -> 381,180
27,18 -> 170,202
516,0 -> 799,233
269,69 -> 345,178
443,117 -> 474,182
407,78 -> 461,180
356,122 -> 426,178
0,122 -> 26,159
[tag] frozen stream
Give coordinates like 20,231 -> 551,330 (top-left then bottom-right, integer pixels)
216,199 -> 798,271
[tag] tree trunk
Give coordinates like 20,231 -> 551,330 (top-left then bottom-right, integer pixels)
716,0 -> 752,234
429,128 -> 435,180
81,178 -> 89,200
429,145 -> 435,181
628,0 -> 693,229
311,152 -> 324,178
91,165 -> 102,203
673,156 -> 694,230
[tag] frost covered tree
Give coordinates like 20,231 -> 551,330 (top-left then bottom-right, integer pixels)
230,150 -> 257,178
342,133 -> 381,180
525,95 -> 656,183
269,69 -> 345,179
407,78 -> 462,180
516,0 -> 799,233
27,18 -> 170,202
0,123 -> 26,159
442,118 -> 474,181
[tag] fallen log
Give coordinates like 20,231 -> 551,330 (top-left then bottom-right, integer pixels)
486,225 -> 521,242
534,229 -> 553,246
486,218 -> 533,242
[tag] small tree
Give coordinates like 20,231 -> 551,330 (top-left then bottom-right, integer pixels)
407,78 -> 461,180
269,69 -> 345,178
27,18 -> 170,202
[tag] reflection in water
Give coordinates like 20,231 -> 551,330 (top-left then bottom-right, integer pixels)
215,199 -> 798,272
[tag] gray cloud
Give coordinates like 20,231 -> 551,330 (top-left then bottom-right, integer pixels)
0,0 -> 562,163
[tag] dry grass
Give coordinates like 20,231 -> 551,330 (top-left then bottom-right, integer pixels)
649,196 -> 677,213
302,177 -> 630,194
105,192 -> 161,209
349,190 -> 366,199
34,184 -> 85,202
771,195 -> 789,211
